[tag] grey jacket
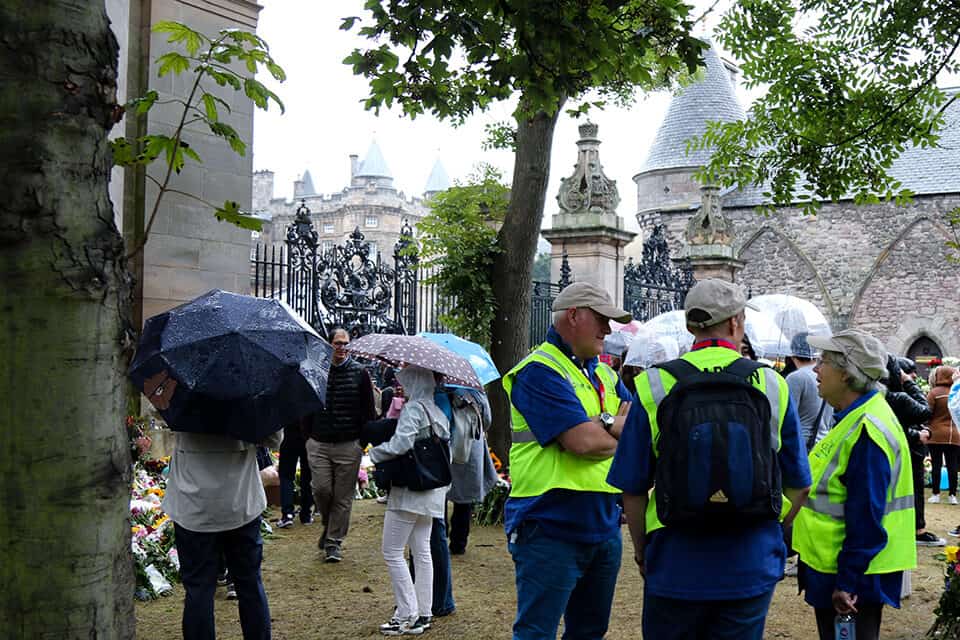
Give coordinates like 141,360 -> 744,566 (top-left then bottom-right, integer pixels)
162,429 -> 283,532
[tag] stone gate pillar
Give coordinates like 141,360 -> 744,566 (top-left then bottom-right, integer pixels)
680,185 -> 744,282
541,122 -> 636,304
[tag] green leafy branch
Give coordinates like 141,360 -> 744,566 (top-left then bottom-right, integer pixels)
111,21 -> 285,259
416,164 -> 510,348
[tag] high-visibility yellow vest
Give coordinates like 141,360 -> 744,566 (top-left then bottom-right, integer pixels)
503,342 -> 622,498
633,347 -> 789,533
792,392 -> 917,574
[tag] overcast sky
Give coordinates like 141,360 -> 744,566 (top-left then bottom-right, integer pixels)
251,1 -> 747,233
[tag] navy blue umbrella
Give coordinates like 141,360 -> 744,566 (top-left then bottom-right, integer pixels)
128,289 -> 332,443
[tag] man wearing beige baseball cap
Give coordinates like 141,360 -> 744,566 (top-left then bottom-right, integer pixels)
500,281 -> 633,639
793,329 -> 917,640
608,278 -> 811,639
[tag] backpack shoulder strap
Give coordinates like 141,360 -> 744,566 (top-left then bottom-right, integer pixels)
722,358 -> 766,380
654,358 -> 701,382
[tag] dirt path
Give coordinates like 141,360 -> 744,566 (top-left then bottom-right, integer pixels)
136,494 -> 950,639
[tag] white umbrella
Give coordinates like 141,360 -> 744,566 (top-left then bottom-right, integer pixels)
748,294 -> 831,343
744,307 -> 790,359
624,331 -> 682,368
638,310 -> 694,354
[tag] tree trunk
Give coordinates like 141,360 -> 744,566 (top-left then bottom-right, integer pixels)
488,101 -> 564,468
0,3 -> 134,637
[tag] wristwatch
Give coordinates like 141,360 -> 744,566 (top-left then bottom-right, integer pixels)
599,412 -> 615,432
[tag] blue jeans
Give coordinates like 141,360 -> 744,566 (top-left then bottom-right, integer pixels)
174,518 -> 271,640
508,522 -> 622,640
642,589 -> 775,640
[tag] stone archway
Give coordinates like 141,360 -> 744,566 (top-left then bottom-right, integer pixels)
906,335 -> 943,379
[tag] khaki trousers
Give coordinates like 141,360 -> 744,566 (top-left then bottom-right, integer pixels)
305,439 -> 362,548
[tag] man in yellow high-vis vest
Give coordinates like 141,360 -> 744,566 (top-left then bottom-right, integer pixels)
795,330 -> 916,640
503,281 -> 633,640
607,279 -> 812,640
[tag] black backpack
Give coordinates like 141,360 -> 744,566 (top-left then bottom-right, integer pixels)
652,358 -> 782,529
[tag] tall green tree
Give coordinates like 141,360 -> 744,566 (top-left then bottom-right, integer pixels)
343,0 -> 705,461
695,0 -> 960,219
0,2 -> 134,636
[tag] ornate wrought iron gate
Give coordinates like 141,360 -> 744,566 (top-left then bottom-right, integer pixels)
251,202 -> 572,341
622,225 -> 695,323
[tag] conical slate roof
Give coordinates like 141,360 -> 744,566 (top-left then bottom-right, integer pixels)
356,140 -> 392,178
637,44 -> 745,174
424,158 -> 451,194
300,169 -> 316,195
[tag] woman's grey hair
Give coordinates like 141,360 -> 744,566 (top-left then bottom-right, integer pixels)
822,350 -> 884,395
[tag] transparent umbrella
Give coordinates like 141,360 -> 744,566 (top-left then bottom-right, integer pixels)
639,310 -> 694,354
748,294 -> 831,346
744,307 -> 790,359
624,331 -> 682,368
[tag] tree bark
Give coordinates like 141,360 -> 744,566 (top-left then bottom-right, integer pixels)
0,3 -> 134,637
488,101 -> 564,467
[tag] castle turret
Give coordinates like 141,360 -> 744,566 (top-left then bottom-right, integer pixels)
424,158 -> 451,197
633,43 -> 745,231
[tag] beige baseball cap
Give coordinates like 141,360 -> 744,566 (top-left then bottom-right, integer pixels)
683,279 -> 756,328
807,329 -> 887,381
552,282 -> 632,323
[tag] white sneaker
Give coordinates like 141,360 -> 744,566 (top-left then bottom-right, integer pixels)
950,496 -> 958,505
929,494 -> 941,504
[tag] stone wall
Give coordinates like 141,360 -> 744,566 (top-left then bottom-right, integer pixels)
660,195 -> 960,355
139,0 -> 261,320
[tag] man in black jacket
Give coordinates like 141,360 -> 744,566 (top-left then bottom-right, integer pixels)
305,327 -> 376,562
884,355 -> 942,546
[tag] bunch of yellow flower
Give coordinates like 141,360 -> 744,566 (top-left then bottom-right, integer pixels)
928,545 -> 960,638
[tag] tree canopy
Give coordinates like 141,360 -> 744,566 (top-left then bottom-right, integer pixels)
343,0 -> 706,121
695,0 -> 960,215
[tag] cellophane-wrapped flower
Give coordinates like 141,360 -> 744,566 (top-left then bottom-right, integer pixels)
130,456 -> 179,600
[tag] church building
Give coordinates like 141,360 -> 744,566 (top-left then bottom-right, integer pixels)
634,44 -> 960,365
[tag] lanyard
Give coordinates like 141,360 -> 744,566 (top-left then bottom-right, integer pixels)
582,365 -> 606,409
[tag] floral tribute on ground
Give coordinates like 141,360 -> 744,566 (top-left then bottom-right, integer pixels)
928,545 -> 960,638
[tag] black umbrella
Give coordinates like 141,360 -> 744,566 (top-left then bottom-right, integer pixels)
128,289 -> 332,443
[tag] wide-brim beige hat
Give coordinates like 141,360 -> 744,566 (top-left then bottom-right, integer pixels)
552,281 -> 632,324
807,330 -> 887,381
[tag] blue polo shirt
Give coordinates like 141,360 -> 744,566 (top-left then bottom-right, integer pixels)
504,327 -> 630,544
606,345 -> 812,600
799,390 -> 903,609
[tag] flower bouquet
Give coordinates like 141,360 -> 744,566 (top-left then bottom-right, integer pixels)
928,545 -> 960,638
130,456 -> 179,600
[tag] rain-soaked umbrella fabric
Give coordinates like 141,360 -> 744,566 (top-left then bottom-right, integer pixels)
748,294 -> 831,344
128,289 -> 333,443
346,333 -> 483,389
419,333 -> 500,385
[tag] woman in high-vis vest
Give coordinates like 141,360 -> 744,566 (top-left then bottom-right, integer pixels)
796,330 -> 917,640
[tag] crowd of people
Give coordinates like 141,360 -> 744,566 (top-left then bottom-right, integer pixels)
155,277 -> 960,639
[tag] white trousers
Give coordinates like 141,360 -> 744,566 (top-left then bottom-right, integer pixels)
381,509 -> 433,620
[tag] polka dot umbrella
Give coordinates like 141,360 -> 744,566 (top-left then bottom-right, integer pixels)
345,333 -> 483,389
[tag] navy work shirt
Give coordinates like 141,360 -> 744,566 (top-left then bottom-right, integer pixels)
799,390 -> 903,609
607,342 -> 812,600
504,326 -> 630,544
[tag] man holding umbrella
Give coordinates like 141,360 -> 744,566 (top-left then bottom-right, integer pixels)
502,281 -> 633,640
129,290 -> 335,640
